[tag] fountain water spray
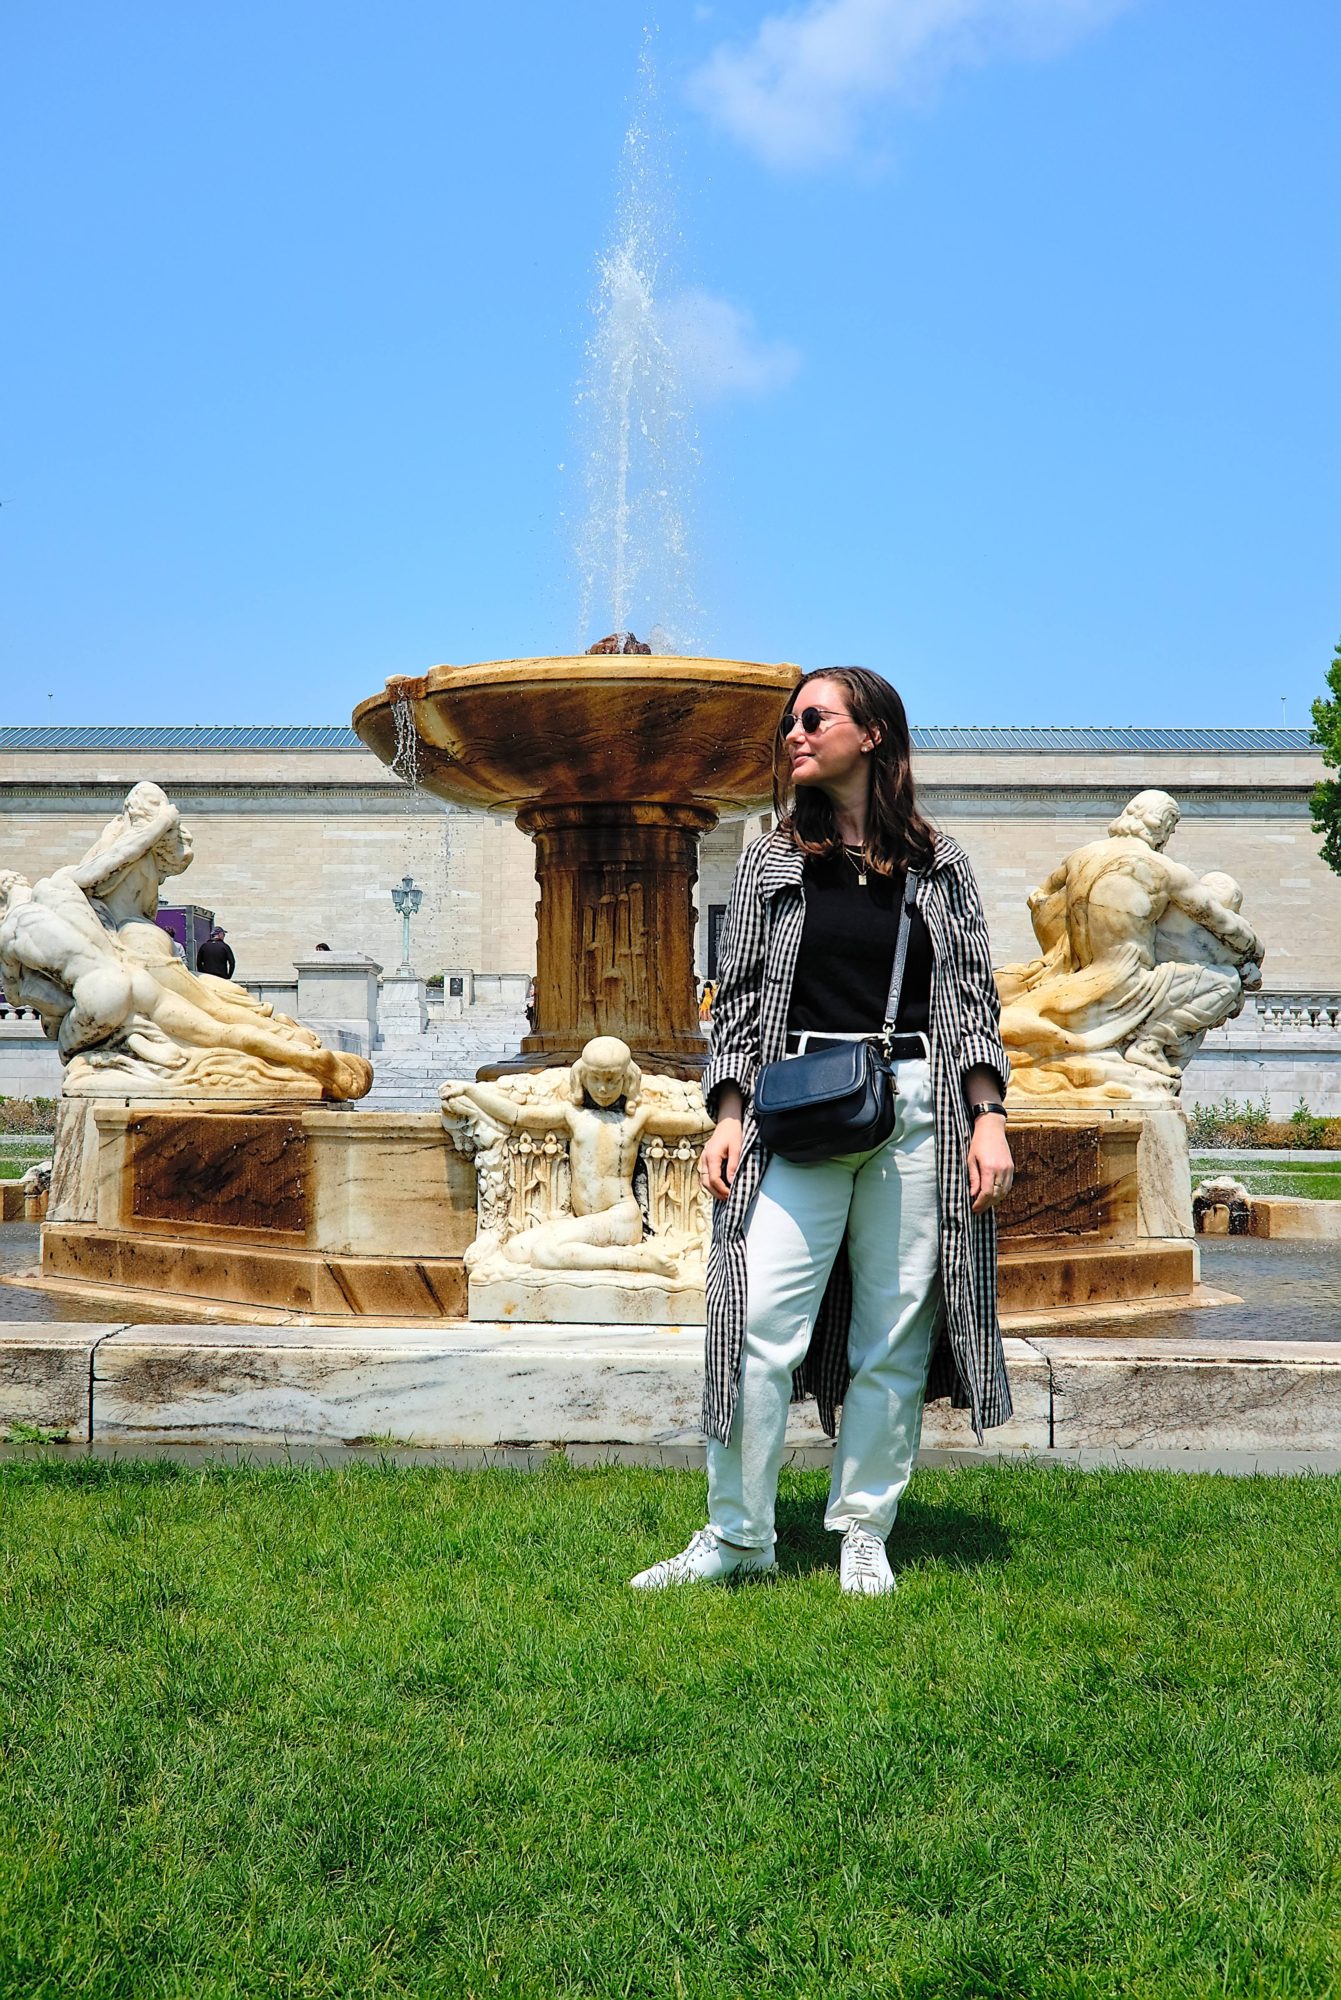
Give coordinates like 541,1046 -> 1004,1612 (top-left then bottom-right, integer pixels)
575,33 -> 699,654
390,692 -> 422,801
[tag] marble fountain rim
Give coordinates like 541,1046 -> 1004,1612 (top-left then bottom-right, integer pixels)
352,655 -> 803,816
353,654 -> 801,713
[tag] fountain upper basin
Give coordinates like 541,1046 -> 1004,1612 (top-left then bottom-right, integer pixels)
352,656 -> 800,815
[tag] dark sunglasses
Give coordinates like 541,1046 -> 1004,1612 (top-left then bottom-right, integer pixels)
778,704 -> 847,739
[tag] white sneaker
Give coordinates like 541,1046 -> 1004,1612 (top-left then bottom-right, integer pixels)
840,1524 -> 896,1596
630,1526 -> 775,1591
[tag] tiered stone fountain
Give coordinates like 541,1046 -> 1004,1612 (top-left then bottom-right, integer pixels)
353,654 -> 798,1078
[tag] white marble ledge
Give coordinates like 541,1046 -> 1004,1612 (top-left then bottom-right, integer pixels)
0,1322 -> 114,1352
0,1322 -> 108,1440
71,1318 -> 1034,1362
1041,1339 -> 1341,1450
90,1320 -> 713,1355
1023,1337 -> 1341,1366
11,1320 -> 1333,1455
86,1326 -> 1051,1451
83,1325 -> 1339,1368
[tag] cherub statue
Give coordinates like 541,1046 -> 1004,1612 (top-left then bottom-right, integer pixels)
442,1035 -> 711,1278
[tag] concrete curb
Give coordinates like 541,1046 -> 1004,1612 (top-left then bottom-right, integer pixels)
0,1321 -> 1338,1462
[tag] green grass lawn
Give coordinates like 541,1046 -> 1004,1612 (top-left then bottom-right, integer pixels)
1192,1155 -> 1341,1201
0,1457 -> 1337,1998
0,1142 -> 49,1182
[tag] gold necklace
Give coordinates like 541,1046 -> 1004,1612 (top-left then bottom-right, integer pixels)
842,843 -> 868,888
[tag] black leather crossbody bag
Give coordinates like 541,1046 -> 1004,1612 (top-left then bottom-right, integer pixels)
753,872 -> 921,1164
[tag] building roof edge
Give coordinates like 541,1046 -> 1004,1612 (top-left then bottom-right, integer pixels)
0,723 -> 1319,754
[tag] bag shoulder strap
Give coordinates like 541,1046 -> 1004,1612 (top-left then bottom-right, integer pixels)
881,871 -> 921,1032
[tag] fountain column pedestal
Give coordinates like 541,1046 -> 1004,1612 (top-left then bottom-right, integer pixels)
492,801 -> 715,1080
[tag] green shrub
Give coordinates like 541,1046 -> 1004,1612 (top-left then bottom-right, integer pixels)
1187,1099 -> 1228,1145
1288,1097 -> 1331,1147
1188,1093 -> 1341,1149
0,1095 -> 58,1136
1187,1093 -> 1268,1145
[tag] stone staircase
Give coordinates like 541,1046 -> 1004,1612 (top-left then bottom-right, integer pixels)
361,1009 -> 529,1112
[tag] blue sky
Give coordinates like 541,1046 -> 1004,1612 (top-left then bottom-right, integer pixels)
3,0 -> 1338,728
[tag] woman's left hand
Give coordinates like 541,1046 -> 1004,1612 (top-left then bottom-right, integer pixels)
967,1116 -> 1014,1215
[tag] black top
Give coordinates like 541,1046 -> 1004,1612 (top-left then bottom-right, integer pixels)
196,938 -> 236,979
787,850 -> 934,1037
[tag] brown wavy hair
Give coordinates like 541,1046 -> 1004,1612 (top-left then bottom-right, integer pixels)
772,666 -> 936,875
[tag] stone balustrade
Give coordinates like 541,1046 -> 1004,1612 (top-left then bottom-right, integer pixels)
0,1003 -> 43,1026
1187,992 -> 1341,1114
1247,994 -> 1341,1034
1206,993 -> 1341,1042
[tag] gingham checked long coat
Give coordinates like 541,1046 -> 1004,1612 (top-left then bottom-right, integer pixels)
701,827 -> 1014,1445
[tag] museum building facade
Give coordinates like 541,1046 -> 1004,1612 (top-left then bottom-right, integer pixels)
2,723 -> 1339,1110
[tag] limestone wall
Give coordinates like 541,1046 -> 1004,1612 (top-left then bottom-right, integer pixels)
0,1029 -> 61,1099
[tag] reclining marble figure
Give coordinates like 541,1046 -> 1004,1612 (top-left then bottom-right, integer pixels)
442,1035 -> 712,1290
0,782 -> 372,1099
996,789 -> 1265,1102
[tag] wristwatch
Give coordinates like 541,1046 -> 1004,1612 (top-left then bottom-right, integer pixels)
970,1101 -> 1008,1120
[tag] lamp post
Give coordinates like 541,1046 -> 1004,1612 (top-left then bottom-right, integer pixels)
390,874 -> 422,972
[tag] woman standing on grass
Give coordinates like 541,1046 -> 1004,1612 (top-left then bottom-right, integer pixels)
632,668 -> 1015,1596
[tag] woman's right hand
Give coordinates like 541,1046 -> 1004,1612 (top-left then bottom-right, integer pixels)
699,1087 -> 744,1201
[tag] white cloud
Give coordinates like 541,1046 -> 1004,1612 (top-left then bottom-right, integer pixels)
689,0 -> 1135,169
661,287 -> 802,401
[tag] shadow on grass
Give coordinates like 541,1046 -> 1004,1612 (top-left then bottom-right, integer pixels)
772,1492 -> 1011,1579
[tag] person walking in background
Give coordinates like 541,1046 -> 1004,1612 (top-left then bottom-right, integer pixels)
698,979 -> 716,1024
196,927 -> 235,980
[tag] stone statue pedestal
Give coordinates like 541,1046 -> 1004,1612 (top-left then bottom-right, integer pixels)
379,972 -> 428,1042
294,953 -> 381,1053
37,1101 -> 476,1319
470,1269 -> 705,1326
995,1108 -> 1199,1319
1002,1098 -> 1194,1241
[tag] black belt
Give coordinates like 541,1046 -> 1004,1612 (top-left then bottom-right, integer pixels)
784,1031 -> 928,1061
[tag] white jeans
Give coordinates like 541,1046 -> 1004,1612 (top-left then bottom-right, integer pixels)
707,1057 -> 941,1549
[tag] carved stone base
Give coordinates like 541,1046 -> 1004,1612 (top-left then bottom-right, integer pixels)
39,1103 -> 477,1319
41,1223 -> 467,1317
999,1239 -> 1195,1314
470,1269 -> 705,1326
48,1096 -> 101,1224
995,1109 -> 1198,1314
999,1104 -> 1194,1243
